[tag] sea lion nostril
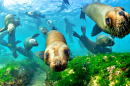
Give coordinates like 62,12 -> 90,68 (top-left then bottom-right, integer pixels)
55,60 -> 61,66
119,11 -> 125,16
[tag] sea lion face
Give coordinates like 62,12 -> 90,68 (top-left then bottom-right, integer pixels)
105,7 -> 130,38
7,23 -> 15,36
29,39 -> 39,46
105,37 -> 115,46
44,42 -> 70,72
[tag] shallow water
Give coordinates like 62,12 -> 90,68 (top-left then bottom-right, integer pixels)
0,0 -> 130,86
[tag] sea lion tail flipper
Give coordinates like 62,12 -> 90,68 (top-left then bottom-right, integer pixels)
81,26 -> 86,36
73,31 -> 80,38
0,40 -> 8,47
32,33 -> 40,38
0,27 -> 6,32
35,51 -> 44,61
91,24 -> 102,37
80,9 -> 86,20
52,26 -> 57,30
15,40 -> 22,45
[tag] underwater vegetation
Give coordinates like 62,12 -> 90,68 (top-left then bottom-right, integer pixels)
45,52 -> 130,86
0,56 -> 47,86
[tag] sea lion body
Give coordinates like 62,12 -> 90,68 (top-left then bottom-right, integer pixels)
82,3 -> 130,38
0,14 -> 20,36
35,30 -> 70,72
73,27 -> 113,54
24,33 -> 39,52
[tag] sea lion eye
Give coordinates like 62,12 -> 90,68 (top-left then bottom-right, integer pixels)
65,49 -> 70,55
106,18 -> 111,25
45,53 -> 49,59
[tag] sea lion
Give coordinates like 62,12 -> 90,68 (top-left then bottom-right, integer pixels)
0,14 -> 20,36
24,33 -> 40,52
25,11 -> 45,19
0,31 -> 8,43
73,26 -> 113,54
57,1 -> 68,12
35,27 -> 70,72
64,18 -> 76,42
80,3 -> 130,38
0,34 -> 21,58
16,46 -> 33,59
39,27 -> 48,38
96,34 -> 115,47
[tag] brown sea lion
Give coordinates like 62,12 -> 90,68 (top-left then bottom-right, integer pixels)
73,26 -> 113,54
80,3 -> 130,38
35,27 -> 70,72
0,14 -> 20,36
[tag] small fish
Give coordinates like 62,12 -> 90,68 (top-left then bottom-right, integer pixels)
8,44 -> 12,46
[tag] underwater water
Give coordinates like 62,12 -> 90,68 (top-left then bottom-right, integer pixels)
0,0 -> 130,86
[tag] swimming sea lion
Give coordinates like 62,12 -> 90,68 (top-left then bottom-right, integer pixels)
64,18 -> 76,42
24,33 -> 39,52
0,14 -> 20,36
0,34 -> 21,58
25,11 -> 45,19
73,26 -> 112,54
16,46 -> 33,59
0,31 -> 8,43
80,3 -> 130,38
57,1 -> 68,12
35,28 -> 70,72
96,34 -> 115,47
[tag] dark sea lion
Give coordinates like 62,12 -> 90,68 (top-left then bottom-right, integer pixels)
25,11 -> 45,19
80,3 -> 130,38
35,27 -> 70,72
57,1 -> 68,12
64,18 -> 76,42
73,26 -> 112,54
63,0 -> 70,5
0,34 -> 21,58
16,46 -> 33,59
0,14 -> 20,36
24,33 -> 40,52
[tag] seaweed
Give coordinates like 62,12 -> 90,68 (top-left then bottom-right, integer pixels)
45,52 -> 130,86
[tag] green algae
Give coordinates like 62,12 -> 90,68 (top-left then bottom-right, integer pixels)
45,52 -> 130,86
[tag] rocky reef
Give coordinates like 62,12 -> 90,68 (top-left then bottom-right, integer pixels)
45,52 -> 130,86
0,56 -> 47,86
0,52 -> 130,86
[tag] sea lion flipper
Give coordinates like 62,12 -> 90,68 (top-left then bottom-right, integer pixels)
16,18 -> 21,26
0,40 -> 8,46
0,27 -> 6,32
73,31 -> 80,38
52,26 -> 57,30
91,24 -> 102,37
35,51 -> 44,61
32,33 -> 40,38
81,26 -> 86,36
15,40 -> 22,45
80,10 -> 86,20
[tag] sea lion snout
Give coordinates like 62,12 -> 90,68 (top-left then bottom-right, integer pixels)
55,60 -> 61,66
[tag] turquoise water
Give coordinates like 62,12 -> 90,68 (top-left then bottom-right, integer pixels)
0,0 -> 130,61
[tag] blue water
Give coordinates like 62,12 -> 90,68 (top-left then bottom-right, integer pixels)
0,0 -> 130,61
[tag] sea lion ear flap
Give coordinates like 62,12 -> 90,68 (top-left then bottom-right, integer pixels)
117,7 -> 125,11
35,51 -> 44,61
32,33 -> 40,38
91,24 -> 102,37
